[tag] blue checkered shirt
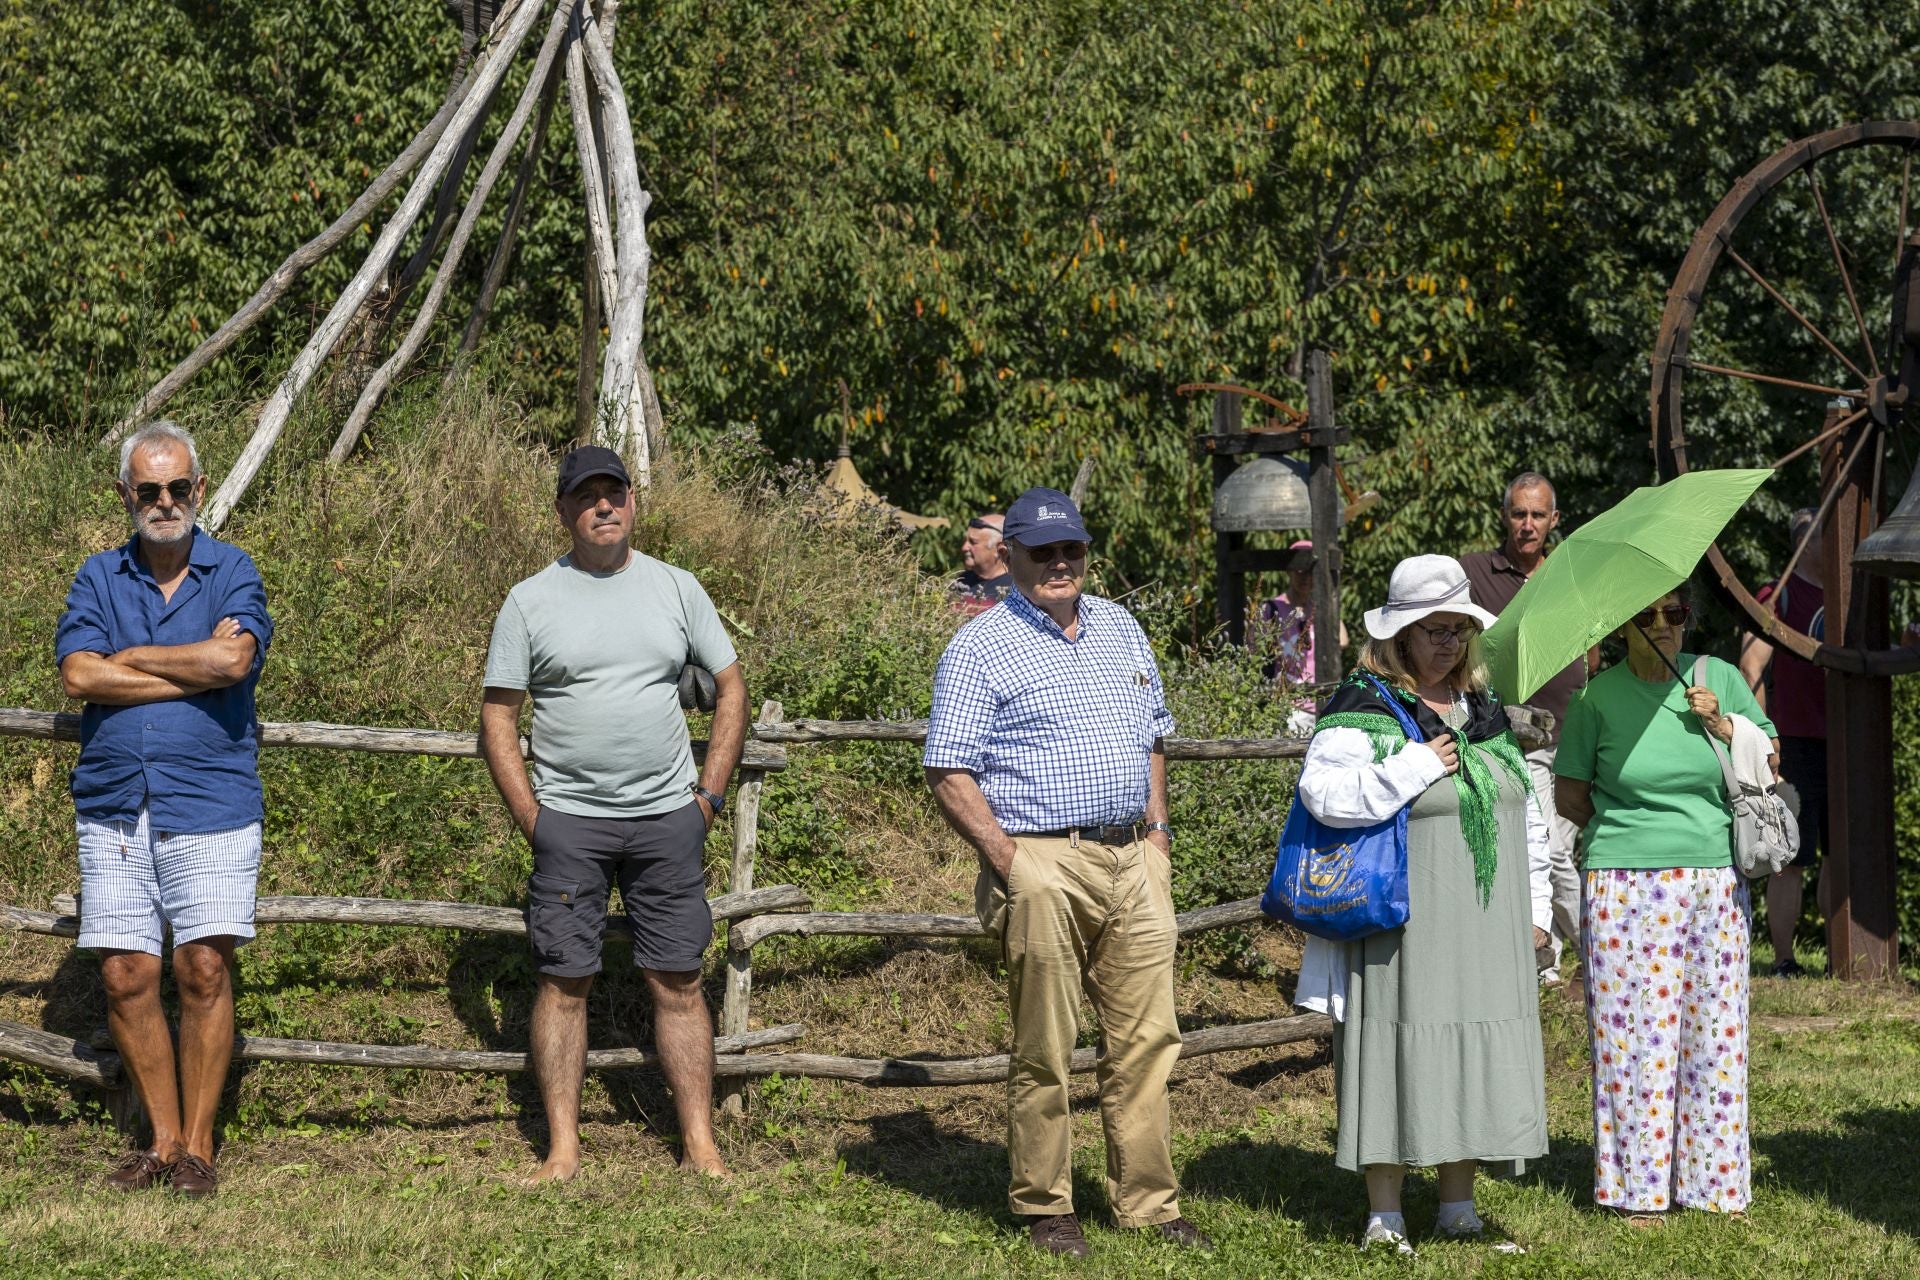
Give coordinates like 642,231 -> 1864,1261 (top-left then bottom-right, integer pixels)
923,588 -> 1175,833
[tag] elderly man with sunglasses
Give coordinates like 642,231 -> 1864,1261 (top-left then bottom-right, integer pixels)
924,487 -> 1208,1258
55,420 -> 273,1198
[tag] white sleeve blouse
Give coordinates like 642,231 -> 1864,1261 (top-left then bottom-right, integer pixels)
1289,725 -> 1552,1017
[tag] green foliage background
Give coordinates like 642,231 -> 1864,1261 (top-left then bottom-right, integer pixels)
6,0 -> 1920,945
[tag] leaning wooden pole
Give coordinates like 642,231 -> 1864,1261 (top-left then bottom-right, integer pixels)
452,51 -> 565,370
566,10 -> 619,312
329,0 -> 573,463
199,0 -> 547,532
578,6 -> 652,478
99,64 -> 482,448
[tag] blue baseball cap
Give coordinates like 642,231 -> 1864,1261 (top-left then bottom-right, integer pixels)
1002,487 -> 1091,546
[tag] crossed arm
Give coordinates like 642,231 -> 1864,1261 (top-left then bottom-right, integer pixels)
59,617 -> 257,706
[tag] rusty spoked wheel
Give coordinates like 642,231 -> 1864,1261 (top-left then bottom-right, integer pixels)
1651,121 -> 1920,676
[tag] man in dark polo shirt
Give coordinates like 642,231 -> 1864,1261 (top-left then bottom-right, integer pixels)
1460,471 -> 1589,987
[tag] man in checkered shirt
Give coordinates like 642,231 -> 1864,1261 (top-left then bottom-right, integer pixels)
924,487 -> 1209,1258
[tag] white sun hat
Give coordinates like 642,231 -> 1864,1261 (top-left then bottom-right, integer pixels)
1363,554 -> 1499,640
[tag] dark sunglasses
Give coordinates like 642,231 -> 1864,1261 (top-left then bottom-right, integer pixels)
132,478 -> 196,505
1021,542 -> 1088,565
967,517 -> 1000,531
1632,604 -> 1691,628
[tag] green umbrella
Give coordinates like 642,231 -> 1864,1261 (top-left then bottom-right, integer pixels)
1481,468 -> 1772,704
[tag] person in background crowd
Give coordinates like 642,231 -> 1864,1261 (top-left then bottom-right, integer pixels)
1292,554 -> 1550,1256
1555,583 -> 1776,1224
1737,508 -> 1828,978
951,512 -> 1013,615
1460,471 -> 1591,990
56,420 -> 274,1199
924,487 -> 1210,1258
480,445 -> 748,1184
1259,538 -> 1349,736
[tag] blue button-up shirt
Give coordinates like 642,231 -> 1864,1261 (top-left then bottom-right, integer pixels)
923,588 -> 1175,833
54,530 -> 273,832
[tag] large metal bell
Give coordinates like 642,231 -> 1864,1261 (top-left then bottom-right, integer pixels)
1211,455 -> 1340,532
1853,466 -> 1920,580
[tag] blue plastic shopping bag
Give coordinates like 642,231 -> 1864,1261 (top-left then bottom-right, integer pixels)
1260,676 -> 1422,941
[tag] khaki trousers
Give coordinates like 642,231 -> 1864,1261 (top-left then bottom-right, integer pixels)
975,833 -> 1184,1227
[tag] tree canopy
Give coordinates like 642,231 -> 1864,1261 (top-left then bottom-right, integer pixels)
4,0 -> 1920,605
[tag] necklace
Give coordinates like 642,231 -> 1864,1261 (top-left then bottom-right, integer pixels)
1418,684 -> 1468,729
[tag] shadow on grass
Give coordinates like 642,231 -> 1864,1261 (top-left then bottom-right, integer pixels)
838,1108 -> 1112,1227
1759,1106 -> 1920,1238
1183,1128 -> 1599,1240
444,930 -> 725,1160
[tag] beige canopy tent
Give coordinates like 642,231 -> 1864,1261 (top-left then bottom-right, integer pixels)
819,422 -> 948,531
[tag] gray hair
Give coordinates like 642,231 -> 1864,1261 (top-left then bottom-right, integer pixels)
119,420 -> 201,486
1502,471 -> 1556,513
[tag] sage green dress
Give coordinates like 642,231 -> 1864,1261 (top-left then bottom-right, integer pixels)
1332,761 -> 1548,1173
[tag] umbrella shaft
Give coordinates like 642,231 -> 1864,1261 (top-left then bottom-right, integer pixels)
1630,622 -> 1689,683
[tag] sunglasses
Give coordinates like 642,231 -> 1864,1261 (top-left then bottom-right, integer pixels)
1021,542 -> 1088,565
1632,604 -> 1692,628
967,517 -> 1000,531
132,478 -> 196,505
1412,620 -> 1478,647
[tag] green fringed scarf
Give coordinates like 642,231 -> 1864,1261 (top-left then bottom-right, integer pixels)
1314,674 -> 1535,907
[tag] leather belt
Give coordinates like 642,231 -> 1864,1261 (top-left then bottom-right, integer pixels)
1021,823 -> 1143,847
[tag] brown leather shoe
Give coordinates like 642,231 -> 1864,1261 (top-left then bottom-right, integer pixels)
1027,1212 -> 1091,1257
104,1149 -> 168,1191
1147,1216 -> 1214,1250
164,1152 -> 219,1199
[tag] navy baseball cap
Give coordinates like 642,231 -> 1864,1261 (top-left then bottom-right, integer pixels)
1002,487 -> 1091,546
556,445 -> 630,498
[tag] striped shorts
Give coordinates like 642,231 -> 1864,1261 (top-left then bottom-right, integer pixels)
75,807 -> 262,955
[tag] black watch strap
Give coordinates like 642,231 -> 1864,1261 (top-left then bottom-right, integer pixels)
692,784 -> 726,816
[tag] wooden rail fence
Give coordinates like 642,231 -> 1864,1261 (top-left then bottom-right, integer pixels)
0,700 -> 1536,1121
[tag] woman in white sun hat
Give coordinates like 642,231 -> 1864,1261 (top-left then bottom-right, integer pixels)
1290,554 -> 1553,1254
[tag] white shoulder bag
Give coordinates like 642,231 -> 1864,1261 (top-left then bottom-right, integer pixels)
1692,656 -> 1799,878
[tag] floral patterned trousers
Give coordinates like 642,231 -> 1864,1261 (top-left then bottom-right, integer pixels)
1583,866 -> 1751,1214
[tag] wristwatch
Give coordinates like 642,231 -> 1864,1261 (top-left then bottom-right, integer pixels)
1145,821 -> 1174,846
692,784 -> 726,816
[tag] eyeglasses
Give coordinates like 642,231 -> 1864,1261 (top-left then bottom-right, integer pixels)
1021,542 -> 1088,565
132,478 -> 196,505
1412,621 -> 1478,647
1632,604 -> 1691,628
967,517 -> 1000,532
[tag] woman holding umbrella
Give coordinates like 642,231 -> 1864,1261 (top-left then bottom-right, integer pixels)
1554,583 -> 1777,1223
1292,555 -> 1552,1253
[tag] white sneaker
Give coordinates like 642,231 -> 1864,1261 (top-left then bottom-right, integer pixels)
1361,1221 -> 1416,1256
1437,1216 -> 1528,1255
1538,967 -> 1563,989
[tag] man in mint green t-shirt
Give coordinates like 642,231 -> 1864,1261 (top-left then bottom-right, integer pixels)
479,446 -> 747,1184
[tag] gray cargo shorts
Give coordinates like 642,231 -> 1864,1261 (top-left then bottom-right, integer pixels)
525,800 -> 713,976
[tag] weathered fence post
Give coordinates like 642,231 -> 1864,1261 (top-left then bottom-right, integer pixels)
718,699 -> 779,1117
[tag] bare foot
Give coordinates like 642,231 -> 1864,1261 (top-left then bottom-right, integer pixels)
679,1146 -> 730,1179
521,1155 -> 579,1186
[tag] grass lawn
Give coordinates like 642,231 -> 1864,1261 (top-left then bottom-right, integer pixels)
3,962 -> 1918,1279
